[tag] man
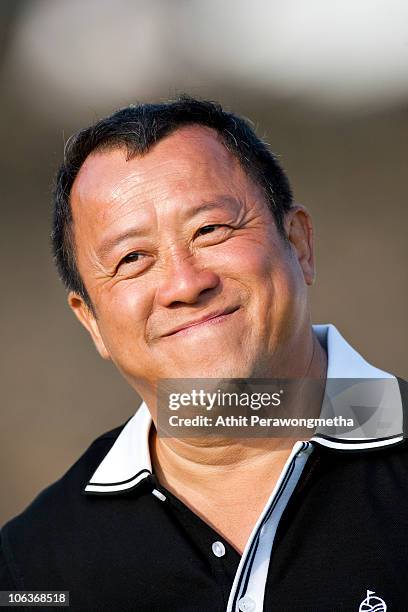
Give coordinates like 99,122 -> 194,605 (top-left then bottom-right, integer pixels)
1,96 -> 407,611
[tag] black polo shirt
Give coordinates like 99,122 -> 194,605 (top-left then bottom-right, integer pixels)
1,325 -> 407,611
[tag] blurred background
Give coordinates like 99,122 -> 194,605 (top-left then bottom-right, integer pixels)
1,0 -> 407,525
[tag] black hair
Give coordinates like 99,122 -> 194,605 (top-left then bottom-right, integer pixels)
51,95 -> 293,312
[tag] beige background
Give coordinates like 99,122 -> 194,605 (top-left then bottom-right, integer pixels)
1,1 -> 407,525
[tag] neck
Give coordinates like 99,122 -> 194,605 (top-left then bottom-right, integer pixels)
149,327 -> 327,497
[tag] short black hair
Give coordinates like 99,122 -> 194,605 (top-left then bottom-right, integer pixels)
51,95 -> 293,313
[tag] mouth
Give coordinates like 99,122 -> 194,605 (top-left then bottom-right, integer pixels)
162,306 -> 241,338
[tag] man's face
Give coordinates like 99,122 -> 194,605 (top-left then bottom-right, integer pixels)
69,126 -> 314,394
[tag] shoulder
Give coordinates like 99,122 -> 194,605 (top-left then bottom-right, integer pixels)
0,420 -> 128,588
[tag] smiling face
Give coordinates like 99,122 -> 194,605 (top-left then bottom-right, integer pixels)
68,125 -> 315,399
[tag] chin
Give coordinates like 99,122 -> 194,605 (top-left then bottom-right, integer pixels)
165,360 -> 254,381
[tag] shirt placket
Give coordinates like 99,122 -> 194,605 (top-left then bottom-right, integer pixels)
227,441 -> 314,612
148,474 -> 242,610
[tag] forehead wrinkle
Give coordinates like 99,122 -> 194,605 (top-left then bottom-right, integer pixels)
73,126 -> 243,212
124,132 -> 241,190
71,127 -> 252,237
97,162 -> 198,222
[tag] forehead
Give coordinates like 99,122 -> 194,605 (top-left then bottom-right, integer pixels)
70,125 -> 250,212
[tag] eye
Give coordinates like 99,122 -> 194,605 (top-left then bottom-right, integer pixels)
121,251 -> 143,264
116,251 -> 147,273
196,224 -> 229,237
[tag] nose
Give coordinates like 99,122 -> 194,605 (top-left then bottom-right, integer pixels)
156,249 -> 220,307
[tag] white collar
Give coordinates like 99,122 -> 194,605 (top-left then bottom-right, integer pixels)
84,324 -> 404,494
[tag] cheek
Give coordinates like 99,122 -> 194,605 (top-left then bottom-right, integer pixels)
206,237 -> 266,276
97,284 -> 153,355
220,239 -> 301,327
213,236 -> 294,294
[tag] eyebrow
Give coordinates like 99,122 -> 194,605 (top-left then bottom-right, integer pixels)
96,195 -> 240,260
184,196 -> 239,221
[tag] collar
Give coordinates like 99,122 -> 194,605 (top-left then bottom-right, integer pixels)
84,324 -> 405,495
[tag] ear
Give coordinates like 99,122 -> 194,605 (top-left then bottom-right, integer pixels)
68,292 -> 111,360
283,204 -> 316,286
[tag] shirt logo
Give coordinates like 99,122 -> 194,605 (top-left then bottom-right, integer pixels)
359,589 -> 387,611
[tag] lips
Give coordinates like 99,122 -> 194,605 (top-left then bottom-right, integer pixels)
162,306 -> 240,337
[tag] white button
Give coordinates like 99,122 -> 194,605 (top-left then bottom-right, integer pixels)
211,541 -> 225,557
151,488 -> 166,502
238,595 -> 256,611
